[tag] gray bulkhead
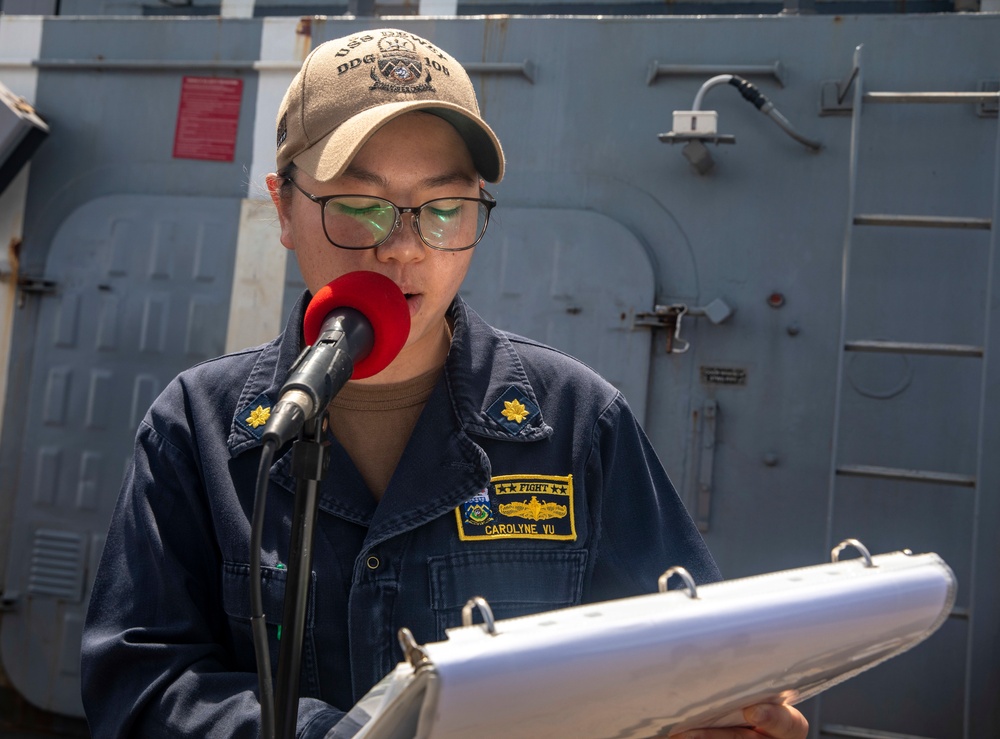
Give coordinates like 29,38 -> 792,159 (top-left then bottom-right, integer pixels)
0,10 -> 997,739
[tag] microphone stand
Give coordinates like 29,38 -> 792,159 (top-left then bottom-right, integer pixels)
274,413 -> 329,739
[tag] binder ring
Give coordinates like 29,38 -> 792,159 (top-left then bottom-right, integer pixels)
658,566 -> 698,598
831,538 -> 875,567
462,596 -> 498,635
397,627 -> 432,671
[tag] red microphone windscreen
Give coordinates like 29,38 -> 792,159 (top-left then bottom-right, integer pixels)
302,271 -> 410,380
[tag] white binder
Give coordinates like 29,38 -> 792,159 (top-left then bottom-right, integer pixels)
347,541 -> 956,739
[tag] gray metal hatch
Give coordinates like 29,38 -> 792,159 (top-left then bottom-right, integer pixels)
461,206 -> 656,423
0,193 -> 239,717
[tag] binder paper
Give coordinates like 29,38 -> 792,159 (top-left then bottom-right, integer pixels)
349,547 -> 956,739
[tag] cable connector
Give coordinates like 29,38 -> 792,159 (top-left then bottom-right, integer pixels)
728,76 -> 769,110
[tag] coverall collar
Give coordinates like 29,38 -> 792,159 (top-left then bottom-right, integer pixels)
226,291 -> 552,458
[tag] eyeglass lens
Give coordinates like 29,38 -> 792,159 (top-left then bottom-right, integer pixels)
324,196 -> 488,250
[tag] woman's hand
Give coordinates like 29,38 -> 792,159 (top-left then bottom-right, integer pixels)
669,703 -> 809,739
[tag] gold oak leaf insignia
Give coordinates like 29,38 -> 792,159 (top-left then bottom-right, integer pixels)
246,405 -> 271,429
501,398 -> 530,424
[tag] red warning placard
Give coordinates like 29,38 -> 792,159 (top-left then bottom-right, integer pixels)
173,76 -> 243,162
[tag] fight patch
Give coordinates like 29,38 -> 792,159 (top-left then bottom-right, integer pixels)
456,474 -> 576,541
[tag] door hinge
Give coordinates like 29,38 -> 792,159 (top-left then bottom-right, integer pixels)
17,276 -> 58,300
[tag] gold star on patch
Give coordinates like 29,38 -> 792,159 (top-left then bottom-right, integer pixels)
500,398 -> 530,424
246,405 -> 271,429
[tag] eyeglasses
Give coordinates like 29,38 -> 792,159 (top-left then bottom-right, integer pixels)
285,178 -> 496,252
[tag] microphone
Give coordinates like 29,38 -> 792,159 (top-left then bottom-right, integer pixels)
262,271 -> 410,446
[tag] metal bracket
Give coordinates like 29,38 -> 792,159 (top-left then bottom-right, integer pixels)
646,61 -> 785,88
634,298 -> 734,354
979,80 -> 999,118
16,276 -> 57,308
17,276 -> 57,295
819,59 -> 860,116
657,136 -> 736,175
821,69 -> 999,118
694,400 -> 717,533
657,133 -> 736,145
465,61 -> 536,84
819,50 -> 861,116
819,80 -> 855,116
0,591 -> 19,612
645,304 -> 690,353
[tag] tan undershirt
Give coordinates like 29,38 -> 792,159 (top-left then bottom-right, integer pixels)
327,365 -> 443,501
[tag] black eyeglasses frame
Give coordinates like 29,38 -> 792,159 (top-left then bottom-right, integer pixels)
284,178 -> 496,252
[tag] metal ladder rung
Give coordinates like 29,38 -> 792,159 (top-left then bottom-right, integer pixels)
864,91 -> 1000,104
824,48 -> 994,733
844,340 -> 984,357
836,464 -> 976,487
853,214 -> 991,230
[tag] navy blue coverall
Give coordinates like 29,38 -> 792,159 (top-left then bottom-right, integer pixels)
81,293 -> 720,738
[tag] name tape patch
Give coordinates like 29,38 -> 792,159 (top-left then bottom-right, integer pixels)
456,474 -> 576,541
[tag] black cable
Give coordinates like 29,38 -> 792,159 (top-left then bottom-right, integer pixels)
728,75 -> 769,110
251,438 -> 278,739
728,74 -> 822,151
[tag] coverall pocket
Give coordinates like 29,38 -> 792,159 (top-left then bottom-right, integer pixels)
221,561 -> 322,697
427,549 -> 588,638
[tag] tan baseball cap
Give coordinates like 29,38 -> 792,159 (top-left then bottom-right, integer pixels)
276,28 -> 504,183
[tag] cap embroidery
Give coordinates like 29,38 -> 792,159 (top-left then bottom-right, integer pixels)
276,114 -> 287,149
371,37 -> 434,94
